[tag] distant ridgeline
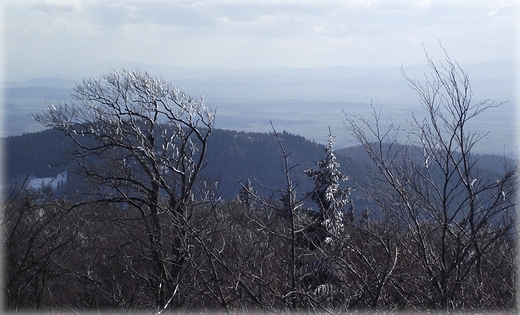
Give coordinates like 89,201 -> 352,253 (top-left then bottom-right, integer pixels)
3,127 -> 516,214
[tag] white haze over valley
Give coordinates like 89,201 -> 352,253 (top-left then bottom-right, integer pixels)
3,60 -> 518,156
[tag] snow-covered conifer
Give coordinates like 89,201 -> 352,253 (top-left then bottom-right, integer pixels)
305,129 -> 352,236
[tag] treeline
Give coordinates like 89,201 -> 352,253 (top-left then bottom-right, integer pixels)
3,56 -> 518,313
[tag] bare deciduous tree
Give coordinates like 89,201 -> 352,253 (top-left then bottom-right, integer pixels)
345,50 -> 517,311
3,184 -> 72,311
33,68 -> 215,310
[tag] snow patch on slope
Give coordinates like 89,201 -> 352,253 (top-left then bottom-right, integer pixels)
27,171 -> 67,191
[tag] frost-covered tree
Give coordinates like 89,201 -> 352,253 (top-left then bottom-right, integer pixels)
345,49 -> 517,311
305,129 -> 353,235
295,129 -> 354,307
238,178 -> 255,209
33,68 -> 215,311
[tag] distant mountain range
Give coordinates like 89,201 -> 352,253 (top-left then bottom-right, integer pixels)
6,59 -> 517,81
2,60 -> 517,154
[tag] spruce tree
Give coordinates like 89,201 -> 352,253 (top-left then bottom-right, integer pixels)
304,128 -> 352,236
238,178 -> 255,209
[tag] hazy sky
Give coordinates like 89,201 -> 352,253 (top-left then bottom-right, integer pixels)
1,0 -> 519,78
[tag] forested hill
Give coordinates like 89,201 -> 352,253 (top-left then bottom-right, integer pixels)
3,127 -> 515,203
3,127 -> 358,201
205,128 -> 326,198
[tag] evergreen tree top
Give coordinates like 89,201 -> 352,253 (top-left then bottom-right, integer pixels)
304,128 -> 352,233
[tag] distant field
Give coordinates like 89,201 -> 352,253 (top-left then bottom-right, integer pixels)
212,98 -> 518,156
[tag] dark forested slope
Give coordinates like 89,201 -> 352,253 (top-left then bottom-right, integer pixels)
3,127 -> 515,204
3,127 -> 354,201
3,128 -> 71,179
